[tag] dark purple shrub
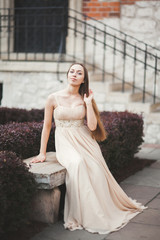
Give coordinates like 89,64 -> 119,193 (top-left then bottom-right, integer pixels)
0,122 -> 55,159
99,111 -> 144,172
0,107 -> 44,124
0,109 -> 143,173
0,151 -> 37,234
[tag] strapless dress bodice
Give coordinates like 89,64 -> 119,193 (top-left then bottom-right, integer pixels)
54,105 -> 86,124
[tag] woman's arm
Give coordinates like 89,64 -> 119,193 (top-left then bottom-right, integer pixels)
30,95 -> 54,163
84,90 -> 97,131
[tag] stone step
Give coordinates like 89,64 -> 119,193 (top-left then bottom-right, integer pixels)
0,53 -> 74,62
105,91 -> 147,103
145,112 -> 160,124
89,71 -> 113,82
106,91 -> 131,103
151,103 -> 160,113
0,60 -> 72,73
125,102 -> 153,114
90,81 -> 160,114
110,82 -> 133,92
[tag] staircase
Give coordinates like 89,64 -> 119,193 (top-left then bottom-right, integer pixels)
89,72 -> 160,144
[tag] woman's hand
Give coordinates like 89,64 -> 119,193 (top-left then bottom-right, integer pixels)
84,89 -> 93,105
30,153 -> 46,163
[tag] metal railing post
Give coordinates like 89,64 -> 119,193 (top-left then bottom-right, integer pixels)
7,8 -> 10,60
83,15 -> 87,66
102,26 -> 106,82
132,44 -> 137,94
92,25 -> 96,73
112,35 -> 116,83
122,35 -> 127,92
143,44 -> 147,103
153,55 -> 157,104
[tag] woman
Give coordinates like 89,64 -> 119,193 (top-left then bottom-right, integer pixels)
31,63 -> 146,234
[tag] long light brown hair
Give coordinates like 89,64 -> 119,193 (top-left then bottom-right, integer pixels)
67,63 -> 107,142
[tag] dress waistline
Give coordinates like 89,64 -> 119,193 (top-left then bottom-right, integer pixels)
55,119 -> 84,128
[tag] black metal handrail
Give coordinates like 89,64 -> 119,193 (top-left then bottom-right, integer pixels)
69,8 -> 160,55
0,7 -> 160,104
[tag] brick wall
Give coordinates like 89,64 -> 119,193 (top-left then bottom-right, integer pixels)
82,0 -> 150,19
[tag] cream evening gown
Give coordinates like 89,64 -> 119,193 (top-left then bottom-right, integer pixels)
54,95 -> 146,234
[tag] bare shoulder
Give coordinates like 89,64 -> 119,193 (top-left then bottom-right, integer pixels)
47,90 -> 65,108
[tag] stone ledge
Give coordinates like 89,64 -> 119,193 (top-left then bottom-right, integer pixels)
23,152 -> 66,224
24,152 -> 66,189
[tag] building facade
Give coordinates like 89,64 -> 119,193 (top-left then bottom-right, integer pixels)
0,0 -> 160,143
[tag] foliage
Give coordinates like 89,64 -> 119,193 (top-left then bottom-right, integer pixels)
0,122 -> 55,159
0,108 -> 144,170
0,151 -> 37,234
0,107 -> 44,124
99,111 -> 144,173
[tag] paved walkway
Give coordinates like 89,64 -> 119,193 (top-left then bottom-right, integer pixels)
31,144 -> 160,240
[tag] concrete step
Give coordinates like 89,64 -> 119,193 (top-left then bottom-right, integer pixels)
105,91 -> 146,103
89,71 -> 113,82
90,81 -> 111,92
110,82 -> 133,92
0,61 -> 72,73
145,112 -> 160,124
0,53 -> 74,62
151,103 -> 160,113
106,91 -> 131,103
125,102 -> 153,114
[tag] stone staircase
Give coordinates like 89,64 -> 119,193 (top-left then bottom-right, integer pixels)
89,71 -> 160,144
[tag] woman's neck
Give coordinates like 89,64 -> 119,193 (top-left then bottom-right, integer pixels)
66,85 -> 80,96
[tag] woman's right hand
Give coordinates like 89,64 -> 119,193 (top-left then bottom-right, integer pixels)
30,153 -> 46,163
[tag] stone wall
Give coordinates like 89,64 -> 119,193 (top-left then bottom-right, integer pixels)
1,71 -> 66,110
120,1 -> 160,49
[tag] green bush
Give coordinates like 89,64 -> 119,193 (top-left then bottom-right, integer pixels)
0,151 -> 37,235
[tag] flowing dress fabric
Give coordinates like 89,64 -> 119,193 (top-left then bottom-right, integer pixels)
54,97 -> 146,234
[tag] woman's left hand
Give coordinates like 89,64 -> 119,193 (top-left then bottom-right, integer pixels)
84,89 -> 93,105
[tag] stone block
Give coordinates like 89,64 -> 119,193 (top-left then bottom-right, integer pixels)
113,104 -> 126,112
106,92 -> 131,103
24,152 -> 66,189
107,222 -> 160,240
137,8 -> 153,17
148,198 -> 160,209
30,187 -> 61,224
131,208 -> 160,225
121,5 -> 136,18
130,19 -> 156,33
122,167 -> 160,188
104,103 -> 113,112
97,103 -> 105,112
146,124 -> 160,136
155,7 -> 160,20
94,92 -> 106,103
136,1 -> 151,7
120,184 -> 160,206
24,152 -> 66,224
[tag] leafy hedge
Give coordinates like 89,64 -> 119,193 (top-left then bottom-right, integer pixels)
0,108 -> 144,168
0,107 -> 44,124
0,122 -> 55,159
99,111 -> 144,173
0,151 -> 37,235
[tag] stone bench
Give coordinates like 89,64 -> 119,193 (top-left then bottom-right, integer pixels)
24,152 -> 66,224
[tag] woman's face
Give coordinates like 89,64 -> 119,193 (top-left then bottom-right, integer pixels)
67,64 -> 85,86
